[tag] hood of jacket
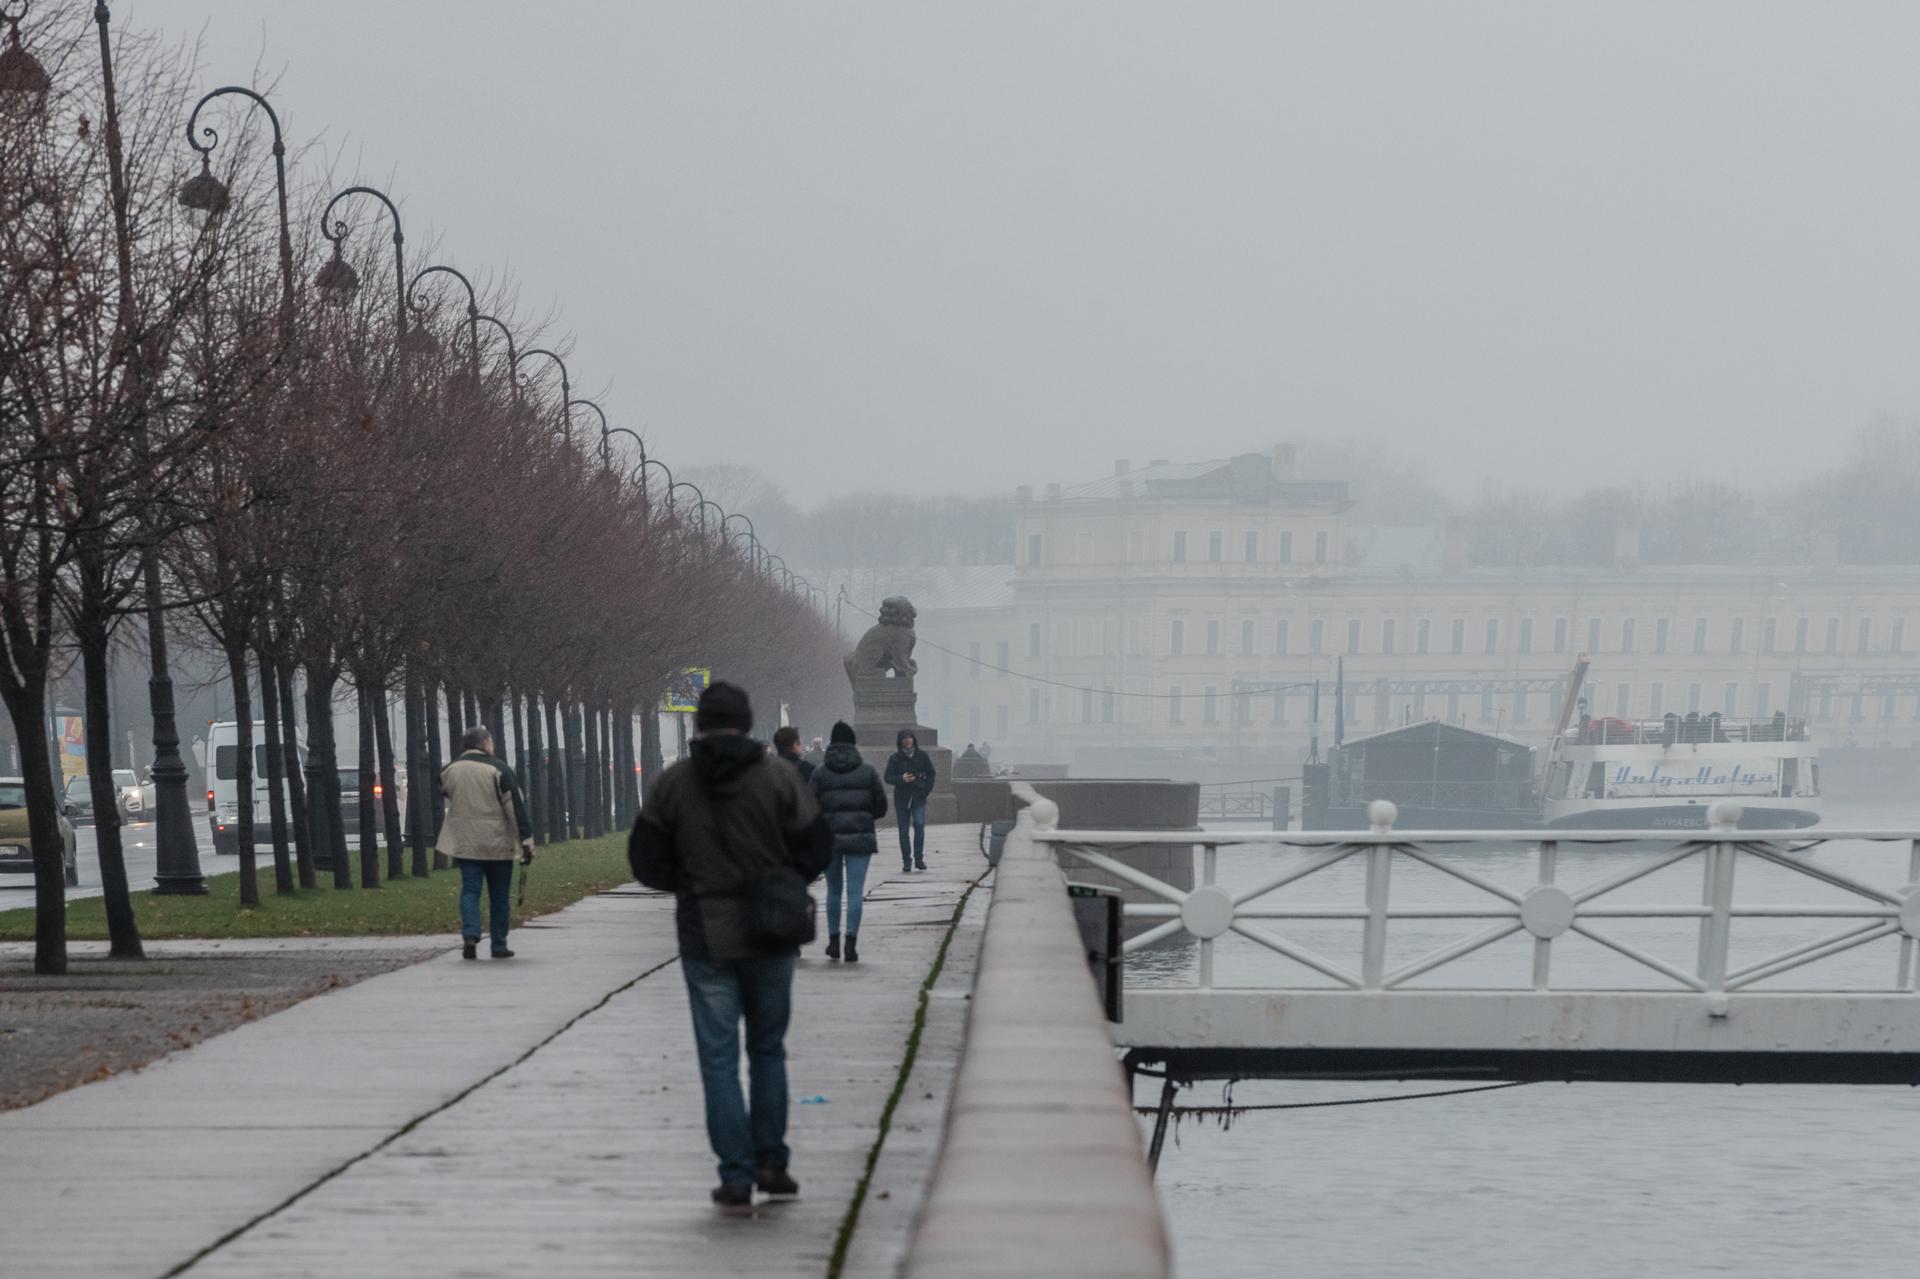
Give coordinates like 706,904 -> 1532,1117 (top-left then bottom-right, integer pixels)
823,741 -> 864,773
896,730 -> 922,752
690,734 -> 765,788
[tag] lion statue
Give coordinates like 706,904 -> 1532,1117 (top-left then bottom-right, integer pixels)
845,596 -> 918,680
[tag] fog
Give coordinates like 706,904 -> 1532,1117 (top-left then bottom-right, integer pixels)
135,0 -> 1920,505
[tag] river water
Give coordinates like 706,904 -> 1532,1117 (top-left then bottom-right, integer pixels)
1137,799 -> 1920,1278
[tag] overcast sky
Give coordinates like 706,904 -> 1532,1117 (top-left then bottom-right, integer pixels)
135,1 -> 1920,506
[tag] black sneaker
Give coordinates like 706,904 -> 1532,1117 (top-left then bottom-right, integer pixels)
712,1183 -> 754,1215
462,939 -> 478,961
755,1165 -> 799,1198
844,935 -> 859,964
914,854 -> 926,871
491,947 -> 515,959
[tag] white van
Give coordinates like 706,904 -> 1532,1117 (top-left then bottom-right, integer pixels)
206,721 -> 294,855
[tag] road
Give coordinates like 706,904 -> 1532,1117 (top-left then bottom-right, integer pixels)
0,818 -> 228,904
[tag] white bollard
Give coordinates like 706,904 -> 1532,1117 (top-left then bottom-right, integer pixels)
1707,800 -> 1744,832
1367,799 -> 1398,833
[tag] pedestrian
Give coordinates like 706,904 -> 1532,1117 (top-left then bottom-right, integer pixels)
436,724 -> 533,961
810,721 -> 887,963
772,725 -> 814,783
629,682 -> 831,1214
884,729 -> 935,872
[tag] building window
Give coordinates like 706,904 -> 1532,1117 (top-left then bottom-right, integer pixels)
1553,618 -> 1568,654
1276,619 -> 1290,655
1172,531 -> 1188,563
1027,532 -> 1042,566
1754,683 -> 1770,718
1729,620 -> 1744,654
1382,619 -> 1396,655
1279,530 -> 1294,562
1244,530 -> 1259,562
1103,688 -> 1115,723
1587,617 -> 1602,654
1076,530 -> 1093,563
1649,683 -> 1664,717
968,641 -> 981,678
1616,684 -> 1631,717
1794,618 -> 1808,653
1348,618 -> 1363,654
1170,620 -> 1184,656
1416,618 -> 1431,654
1208,531 -> 1223,562
1273,689 -> 1288,723
1621,618 -> 1636,653
996,640 -> 1009,670
1310,619 -> 1325,654
1451,619 -> 1465,655
1693,619 -> 1708,654
1654,618 -> 1670,654
942,647 -> 952,677
1517,618 -> 1533,655
1859,618 -> 1873,653
1027,688 -> 1042,724
996,704 -> 1009,738
1241,618 -> 1255,655
1128,529 -> 1145,562
1723,683 -> 1738,716
1055,620 -> 1073,657
1763,618 -> 1777,654
1168,687 -> 1183,724
1512,690 -> 1528,724
1484,618 -> 1500,655
968,705 -> 982,738
1028,623 -> 1041,658
1896,619 -> 1907,653
1080,689 -> 1093,722
1687,683 -> 1702,713
1204,687 -> 1219,723
1825,617 -> 1840,654
1314,531 -> 1329,563
1206,620 -> 1220,656
1479,691 -> 1494,722
1446,691 -> 1461,722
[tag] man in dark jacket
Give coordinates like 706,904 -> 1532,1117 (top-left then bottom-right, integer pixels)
883,729 -> 935,872
628,682 -> 830,1213
810,721 -> 887,962
772,725 -> 814,783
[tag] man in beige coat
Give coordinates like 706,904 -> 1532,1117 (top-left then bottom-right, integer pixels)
438,725 -> 534,960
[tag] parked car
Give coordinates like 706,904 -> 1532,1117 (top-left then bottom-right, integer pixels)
336,766 -> 406,838
62,774 -> 94,824
0,777 -> 80,887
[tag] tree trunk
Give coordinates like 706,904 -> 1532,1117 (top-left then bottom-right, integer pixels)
256,646 -> 294,894
77,616 -> 143,956
640,704 -> 662,811
564,701 -> 585,843
374,686 -> 404,881
434,681 -> 454,868
544,696 -> 566,845
304,661 -> 350,888
485,690 -> 506,765
582,702 -> 601,839
405,669 -> 429,877
525,692 -> 546,846
278,660 -> 315,889
356,681 -> 379,888
225,641 -> 260,907
4,682 -> 68,975
448,683 -> 464,747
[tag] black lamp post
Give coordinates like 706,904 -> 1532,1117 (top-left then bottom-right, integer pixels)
474,313 -> 519,398
94,0 -> 205,894
182,86 -> 294,338
565,397 -> 610,467
514,348 -> 573,444
407,264 -> 483,394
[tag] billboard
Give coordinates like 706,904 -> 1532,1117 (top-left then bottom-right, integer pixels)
664,668 -> 711,714
57,715 -> 86,783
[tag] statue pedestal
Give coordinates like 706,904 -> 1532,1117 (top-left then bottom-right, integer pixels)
846,675 -> 955,823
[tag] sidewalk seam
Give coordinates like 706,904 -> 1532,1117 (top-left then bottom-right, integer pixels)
157,951 -> 681,1279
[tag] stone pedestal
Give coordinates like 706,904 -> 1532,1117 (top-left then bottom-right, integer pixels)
846,675 -> 957,823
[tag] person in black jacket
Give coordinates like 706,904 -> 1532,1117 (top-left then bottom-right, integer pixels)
772,726 -> 814,783
809,721 -> 887,962
628,682 -> 831,1214
884,729 -> 935,872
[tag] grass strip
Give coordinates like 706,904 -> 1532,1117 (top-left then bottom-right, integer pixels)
826,865 -> 989,1279
0,835 -> 631,941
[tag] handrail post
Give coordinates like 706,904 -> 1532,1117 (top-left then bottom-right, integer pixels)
1532,840 -> 1558,990
1699,803 -> 1742,995
1361,801 -> 1397,989
1198,842 -> 1218,989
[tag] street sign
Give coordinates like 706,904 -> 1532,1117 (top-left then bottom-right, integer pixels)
664,667 -> 711,713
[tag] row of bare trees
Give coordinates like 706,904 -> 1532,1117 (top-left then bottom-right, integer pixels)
0,6 -> 842,974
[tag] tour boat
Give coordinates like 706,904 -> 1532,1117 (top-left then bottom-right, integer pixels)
1540,712 -> 1821,831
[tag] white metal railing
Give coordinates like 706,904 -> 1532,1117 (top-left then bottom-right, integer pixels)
1033,799 -> 1920,1003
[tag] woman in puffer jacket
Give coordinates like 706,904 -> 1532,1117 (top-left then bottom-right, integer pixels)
809,721 -> 888,963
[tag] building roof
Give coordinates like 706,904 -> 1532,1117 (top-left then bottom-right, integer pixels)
1042,452 -> 1351,509
1338,720 -> 1533,751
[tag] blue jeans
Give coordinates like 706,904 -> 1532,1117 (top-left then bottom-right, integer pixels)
825,853 -> 871,937
683,955 -> 795,1186
896,798 -> 926,865
457,858 -> 514,953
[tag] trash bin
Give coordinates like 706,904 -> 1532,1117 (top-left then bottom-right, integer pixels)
1065,881 -> 1122,1023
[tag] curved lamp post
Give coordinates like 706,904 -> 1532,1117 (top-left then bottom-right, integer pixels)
565,397 -> 610,466
514,347 -> 572,444
474,313 -> 518,389
407,263 -> 483,386
182,85 -> 294,335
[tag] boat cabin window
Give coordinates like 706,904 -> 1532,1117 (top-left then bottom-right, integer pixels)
1781,758 -> 1797,797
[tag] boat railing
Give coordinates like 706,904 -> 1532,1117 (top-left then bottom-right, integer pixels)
1574,715 -> 1810,747
1329,778 -> 1535,812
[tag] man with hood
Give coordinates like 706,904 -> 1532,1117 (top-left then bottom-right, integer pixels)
883,729 -> 936,872
809,721 -> 887,962
628,682 -> 831,1213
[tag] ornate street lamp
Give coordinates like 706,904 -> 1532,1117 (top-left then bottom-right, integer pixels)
0,3 -> 51,113
181,86 -> 295,335
514,347 -> 573,444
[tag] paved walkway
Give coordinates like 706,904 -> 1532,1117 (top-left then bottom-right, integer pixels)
0,826 -> 991,1279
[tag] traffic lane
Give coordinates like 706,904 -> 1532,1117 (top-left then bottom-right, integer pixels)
0,819 -> 228,903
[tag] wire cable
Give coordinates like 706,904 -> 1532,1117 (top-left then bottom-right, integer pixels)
1134,1080 -> 1533,1118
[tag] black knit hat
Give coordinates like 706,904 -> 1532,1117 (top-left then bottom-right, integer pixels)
696,681 -> 753,734
829,720 -> 856,745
